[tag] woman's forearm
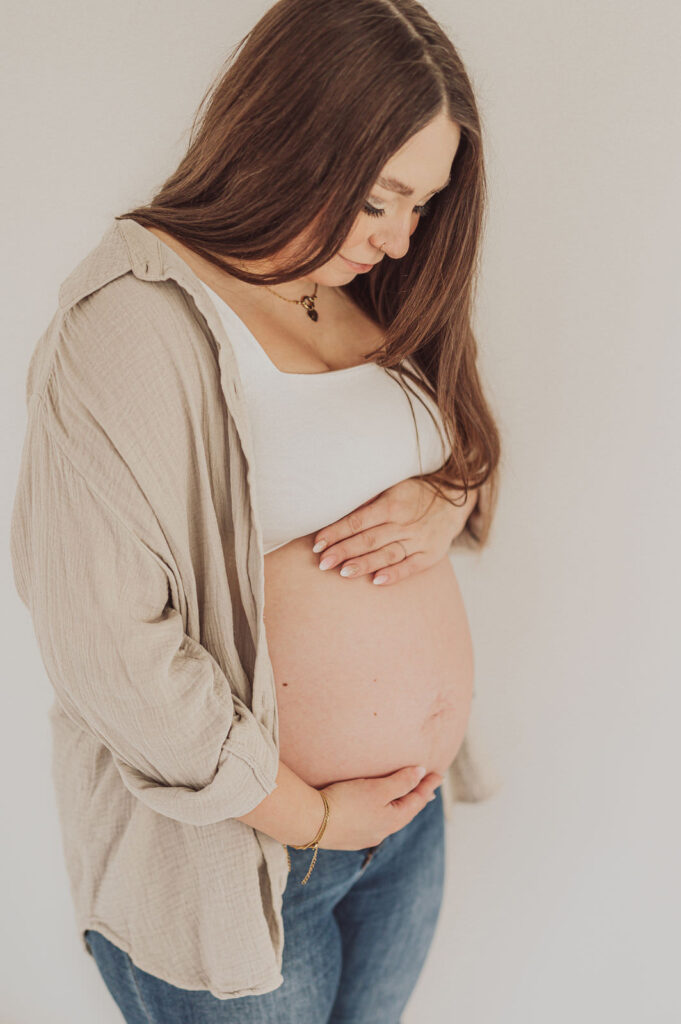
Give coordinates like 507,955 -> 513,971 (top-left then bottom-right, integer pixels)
235,758 -> 326,847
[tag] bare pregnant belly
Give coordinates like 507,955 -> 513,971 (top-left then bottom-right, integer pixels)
263,533 -> 475,789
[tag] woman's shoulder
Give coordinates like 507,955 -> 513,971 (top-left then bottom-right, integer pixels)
52,219 -> 218,387
24,242 -> 222,490
45,223 -> 219,393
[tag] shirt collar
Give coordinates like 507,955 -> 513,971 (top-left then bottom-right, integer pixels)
59,216 -> 206,311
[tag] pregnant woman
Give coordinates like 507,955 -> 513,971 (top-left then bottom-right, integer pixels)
10,1 -> 501,1021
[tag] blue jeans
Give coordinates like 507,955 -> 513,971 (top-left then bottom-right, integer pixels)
85,786 -> 445,1023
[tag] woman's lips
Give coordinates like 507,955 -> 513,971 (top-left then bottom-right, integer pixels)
340,254 -> 378,272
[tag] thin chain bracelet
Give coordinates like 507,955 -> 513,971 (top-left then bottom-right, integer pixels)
283,789 -> 331,885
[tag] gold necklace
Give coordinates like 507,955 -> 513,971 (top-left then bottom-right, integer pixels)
263,281 -> 320,321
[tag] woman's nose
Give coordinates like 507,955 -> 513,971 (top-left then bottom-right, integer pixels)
373,223 -> 415,261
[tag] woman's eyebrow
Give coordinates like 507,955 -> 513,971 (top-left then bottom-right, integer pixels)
375,174 -> 451,197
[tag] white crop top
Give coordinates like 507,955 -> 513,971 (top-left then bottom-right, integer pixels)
203,283 -> 452,554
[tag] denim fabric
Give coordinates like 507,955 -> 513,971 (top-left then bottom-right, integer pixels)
85,786 -> 445,1023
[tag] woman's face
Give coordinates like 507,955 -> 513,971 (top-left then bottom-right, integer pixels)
327,110 -> 461,282
229,110 -> 461,296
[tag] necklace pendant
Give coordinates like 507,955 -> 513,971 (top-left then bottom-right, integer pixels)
301,295 -> 319,322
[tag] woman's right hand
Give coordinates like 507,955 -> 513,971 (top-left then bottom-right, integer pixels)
316,766 -> 444,851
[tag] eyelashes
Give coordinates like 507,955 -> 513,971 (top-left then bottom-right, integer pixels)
362,200 -> 432,219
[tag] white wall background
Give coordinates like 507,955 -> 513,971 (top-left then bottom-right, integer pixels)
2,2 -> 678,1022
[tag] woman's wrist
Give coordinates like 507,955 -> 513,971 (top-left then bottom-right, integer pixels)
235,759 -> 329,847
439,480 -> 479,535
289,788 -> 329,849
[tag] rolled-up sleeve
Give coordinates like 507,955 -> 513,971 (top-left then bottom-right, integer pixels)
10,396 -> 278,825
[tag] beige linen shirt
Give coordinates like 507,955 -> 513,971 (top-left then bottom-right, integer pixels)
10,216 -> 498,999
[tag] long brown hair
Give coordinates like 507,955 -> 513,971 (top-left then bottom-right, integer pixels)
117,0 -> 501,549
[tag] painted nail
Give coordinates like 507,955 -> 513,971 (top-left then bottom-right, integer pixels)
312,541 -> 327,553
428,794 -> 436,802
340,565 -> 358,577
373,574 -> 389,585
319,557 -> 335,570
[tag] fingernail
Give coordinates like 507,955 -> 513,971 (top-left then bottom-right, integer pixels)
373,574 -> 389,585
340,565 -> 358,577
416,766 -> 427,779
312,541 -> 327,553
428,794 -> 436,802
319,557 -> 335,570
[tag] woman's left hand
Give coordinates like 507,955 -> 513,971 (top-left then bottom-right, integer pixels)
311,477 -> 476,586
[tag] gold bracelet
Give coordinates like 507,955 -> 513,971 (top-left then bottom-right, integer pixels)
283,789 -> 330,885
